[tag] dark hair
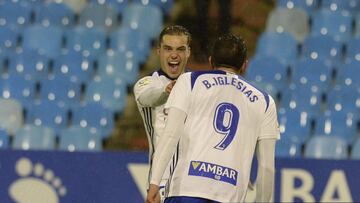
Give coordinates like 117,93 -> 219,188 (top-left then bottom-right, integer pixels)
211,34 -> 247,70
158,25 -> 192,46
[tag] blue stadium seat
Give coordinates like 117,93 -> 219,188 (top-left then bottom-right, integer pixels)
314,110 -> 358,144
290,57 -> 333,92
351,138 -> 360,159
7,51 -> 49,81
65,26 -> 107,58
97,50 -> 140,85
345,37 -> 360,62
356,14 -> 360,37
276,136 -> 302,158
52,51 -> 95,84
34,2 -> 75,27
246,56 -> 288,93
13,124 -> 56,150
26,100 -> 69,135
109,26 -> 151,63
22,24 -> 64,58
2,74 -> 37,106
122,3 -> 163,40
326,84 -> 360,113
133,0 -> 174,14
0,98 -> 23,135
278,107 -> 312,144
276,0 -> 319,14
59,126 -> 102,151
280,83 -> 323,118
0,26 -> 18,51
304,135 -> 348,159
255,31 -> 298,65
311,9 -> 353,43
84,75 -> 127,113
78,3 -> 118,32
71,102 -> 114,138
0,1 -> 32,28
336,59 -> 360,87
321,0 -> 360,14
39,75 -> 82,108
90,0 -> 129,14
265,7 -> 310,42
0,128 -> 9,149
301,35 -> 343,63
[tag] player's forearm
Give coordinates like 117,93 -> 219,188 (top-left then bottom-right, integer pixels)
150,108 -> 186,185
138,85 -> 169,107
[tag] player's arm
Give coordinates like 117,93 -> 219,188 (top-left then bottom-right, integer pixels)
255,138 -> 276,202
134,76 -> 176,107
146,107 -> 186,202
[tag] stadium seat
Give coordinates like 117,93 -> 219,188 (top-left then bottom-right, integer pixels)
290,57 -> 333,92
2,74 -> 37,106
265,7 -> 310,42
278,107 -> 312,144
276,136 -> 302,158
0,128 -> 9,149
351,138 -> 360,159
52,51 -> 95,84
0,1 -> 32,28
13,124 -> 56,150
311,9 -> 353,43
276,0 -> 319,14
255,31 -> 298,65
133,0 -> 174,14
314,110 -> 358,144
84,75 -> 127,113
345,37 -> 360,62
356,14 -> 360,37
34,2 -> 75,27
0,98 -> 23,135
65,26 -> 107,58
326,84 -> 360,113
22,24 -> 64,58
78,3 -> 118,32
97,50 -> 140,85
301,35 -> 343,63
71,102 -> 114,138
39,75 -> 82,108
109,26 -> 151,63
304,135 -> 348,159
59,126 -> 102,151
0,26 -> 18,51
26,100 -> 69,135
90,0 -> 129,14
122,3 -> 163,40
336,59 -> 360,87
321,0 -> 360,14
7,51 -> 49,81
246,56 -> 289,93
280,83 -> 323,119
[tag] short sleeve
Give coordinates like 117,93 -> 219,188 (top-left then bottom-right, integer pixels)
165,73 -> 191,114
259,97 -> 280,140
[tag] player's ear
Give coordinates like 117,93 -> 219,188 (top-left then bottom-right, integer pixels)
209,56 -> 215,70
186,46 -> 191,58
240,59 -> 249,75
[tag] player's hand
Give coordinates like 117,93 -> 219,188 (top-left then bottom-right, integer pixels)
165,80 -> 176,94
146,184 -> 160,203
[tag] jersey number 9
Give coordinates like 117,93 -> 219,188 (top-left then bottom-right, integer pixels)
213,102 -> 239,150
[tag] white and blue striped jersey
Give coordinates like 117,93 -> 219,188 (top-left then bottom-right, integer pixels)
133,70 -> 179,190
163,70 -> 280,202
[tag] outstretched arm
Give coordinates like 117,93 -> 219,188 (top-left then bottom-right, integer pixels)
255,138 -> 276,202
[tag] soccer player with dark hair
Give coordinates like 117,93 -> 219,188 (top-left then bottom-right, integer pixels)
146,34 -> 280,203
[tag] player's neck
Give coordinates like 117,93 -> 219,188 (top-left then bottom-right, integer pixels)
216,67 -> 237,74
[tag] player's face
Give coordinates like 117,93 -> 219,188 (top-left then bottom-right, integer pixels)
158,34 -> 190,78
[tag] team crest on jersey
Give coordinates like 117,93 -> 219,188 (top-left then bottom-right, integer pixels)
188,161 -> 237,185
138,78 -> 150,87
